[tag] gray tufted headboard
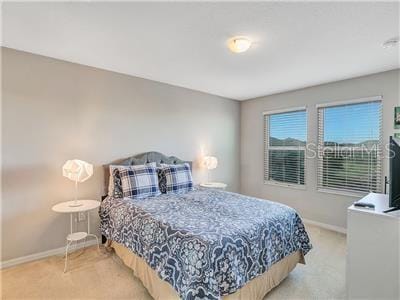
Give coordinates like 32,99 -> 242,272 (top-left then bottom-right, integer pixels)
103,151 -> 192,195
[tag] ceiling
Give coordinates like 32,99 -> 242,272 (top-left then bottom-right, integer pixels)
2,2 -> 399,100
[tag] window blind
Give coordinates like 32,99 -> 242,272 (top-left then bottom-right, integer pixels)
264,109 -> 307,186
317,99 -> 383,194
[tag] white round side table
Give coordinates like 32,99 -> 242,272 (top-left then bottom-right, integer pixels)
200,182 -> 227,190
52,199 -> 101,272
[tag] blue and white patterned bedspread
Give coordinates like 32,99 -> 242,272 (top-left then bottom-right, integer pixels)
100,188 -> 312,299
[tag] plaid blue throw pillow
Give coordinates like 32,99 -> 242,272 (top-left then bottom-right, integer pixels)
109,162 -> 156,198
160,163 -> 194,194
119,164 -> 161,199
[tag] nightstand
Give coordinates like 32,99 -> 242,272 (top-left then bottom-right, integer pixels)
52,199 -> 100,272
200,182 -> 227,190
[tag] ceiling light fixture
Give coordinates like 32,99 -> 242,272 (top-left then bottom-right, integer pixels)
228,37 -> 252,53
382,37 -> 399,48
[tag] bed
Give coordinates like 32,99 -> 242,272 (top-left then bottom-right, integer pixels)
100,152 -> 312,300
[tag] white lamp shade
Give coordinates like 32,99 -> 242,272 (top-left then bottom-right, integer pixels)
204,156 -> 218,170
62,159 -> 93,183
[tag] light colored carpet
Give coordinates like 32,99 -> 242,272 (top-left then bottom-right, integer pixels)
1,224 -> 346,299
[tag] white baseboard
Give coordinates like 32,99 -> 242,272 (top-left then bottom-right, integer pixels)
302,218 -> 347,234
0,239 -> 99,269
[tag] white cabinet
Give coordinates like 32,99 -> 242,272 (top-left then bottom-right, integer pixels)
346,193 -> 400,299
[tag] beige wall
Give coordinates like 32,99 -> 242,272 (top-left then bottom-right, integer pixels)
2,46 -> 399,262
241,69 -> 400,229
1,48 -> 240,261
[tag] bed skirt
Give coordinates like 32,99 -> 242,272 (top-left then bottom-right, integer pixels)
109,240 -> 303,300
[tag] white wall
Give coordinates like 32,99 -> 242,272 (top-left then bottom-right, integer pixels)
1,48 -> 240,261
240,69 -> 399,229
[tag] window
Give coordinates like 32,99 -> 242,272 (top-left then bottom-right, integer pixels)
317,98 -> 382,195
264,108 -> 307,187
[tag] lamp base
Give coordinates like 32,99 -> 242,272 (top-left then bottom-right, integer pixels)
68,201 -> 83,207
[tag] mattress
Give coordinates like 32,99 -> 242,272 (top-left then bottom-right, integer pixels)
100,188 -> 312,299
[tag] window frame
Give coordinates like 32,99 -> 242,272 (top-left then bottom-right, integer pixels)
316,96 -> 383,197
263,106 -> 308,190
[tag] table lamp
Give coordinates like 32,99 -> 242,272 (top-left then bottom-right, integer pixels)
203,156 -> 218,182
62,159 -> 93,207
